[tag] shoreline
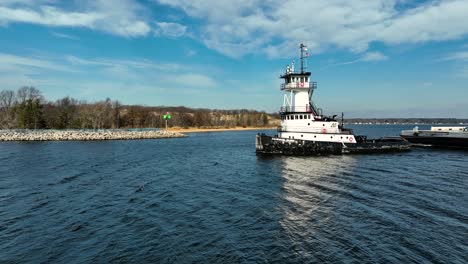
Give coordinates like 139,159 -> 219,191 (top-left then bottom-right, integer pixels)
0,129 -> 186,141
168,126 -> 275,133
0,127 -> 274,141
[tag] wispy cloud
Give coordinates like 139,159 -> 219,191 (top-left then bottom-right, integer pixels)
171,73 -> 216,88
361,52 -> 388,62
332,52 -> 388,66
0,0 -> 151,37
441,50 -> 468,78
186,49 -> 197,57
154,22 -> 187,37
50,31 -> 79,40
0,52 -> 74,72
65,56 -> 185,72
455,65 -> 468,78
0,52 -> 218,100
442,51 -> 468,61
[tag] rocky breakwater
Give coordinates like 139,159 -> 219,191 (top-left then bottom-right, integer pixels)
0,129 -> 186,141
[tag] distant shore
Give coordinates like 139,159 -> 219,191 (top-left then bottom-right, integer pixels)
0,129 -> 186,141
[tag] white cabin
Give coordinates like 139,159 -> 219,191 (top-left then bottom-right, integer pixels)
430,126 -> 467,132
277,44 -> 356,143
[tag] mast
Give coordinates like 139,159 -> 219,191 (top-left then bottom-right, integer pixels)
299,43 -> 307,73
279,43 -> 313,114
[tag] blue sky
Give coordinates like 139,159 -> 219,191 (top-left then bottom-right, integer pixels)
0,0 -> 467,118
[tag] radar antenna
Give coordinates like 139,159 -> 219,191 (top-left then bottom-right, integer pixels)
299,43 -> 308,73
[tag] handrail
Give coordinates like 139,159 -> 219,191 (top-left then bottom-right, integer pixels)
280,105 -> 313,113
277,126 -> 341,134
280,82 -> 317,90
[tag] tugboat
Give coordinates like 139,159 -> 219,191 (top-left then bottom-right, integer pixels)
256,44 -> 410,155
400,126 -> 468,149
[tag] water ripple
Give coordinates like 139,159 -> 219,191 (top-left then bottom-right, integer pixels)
1,127 -> 467,263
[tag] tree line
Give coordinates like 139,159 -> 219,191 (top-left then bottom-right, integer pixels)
0,87 -> 272,129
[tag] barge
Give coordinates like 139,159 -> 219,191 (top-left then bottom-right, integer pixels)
400,126 -> 468,149
256,44 -> 410,155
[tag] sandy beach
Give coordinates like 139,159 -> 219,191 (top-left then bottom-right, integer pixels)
168,126 -> 275,133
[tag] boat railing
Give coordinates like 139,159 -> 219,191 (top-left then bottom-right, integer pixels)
280,105 -> 313,113
311,82 -> 317,89
309,102 -> 322,116
278,126 -> 341,134
280,82 -> 317,90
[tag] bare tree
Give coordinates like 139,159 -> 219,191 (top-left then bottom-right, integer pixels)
0,90 -> 16,128
16,86 -> 42,104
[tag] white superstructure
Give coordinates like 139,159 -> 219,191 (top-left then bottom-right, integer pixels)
430,126 -> 467,132
277,44 -> 357,144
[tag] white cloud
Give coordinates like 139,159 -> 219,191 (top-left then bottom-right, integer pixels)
442,51 -> 468,61
0,6 -> 102,27
378,0 -> 468,44
330,51 -> 388,66
50,31 -> 79,40
441,50 -> 468,77
155,22 -> 186,37
186,49 -> 197,57
65,56 -> 185,72
156,0 -> 468,58
0,52 -> 218,99
361,52 -> 388,62
0,52 -> 72,72
0,0 -> 151,37
172,73 -> 217,88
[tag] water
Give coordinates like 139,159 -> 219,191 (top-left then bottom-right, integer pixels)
1,125 -> 467,263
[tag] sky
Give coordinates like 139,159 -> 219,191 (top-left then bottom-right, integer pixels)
0,0 -> 467,118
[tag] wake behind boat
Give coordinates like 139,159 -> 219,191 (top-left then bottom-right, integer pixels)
256,44 -> 410,155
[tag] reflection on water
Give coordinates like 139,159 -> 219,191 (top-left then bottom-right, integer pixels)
278,156 -> 359,261
268,150 -> 468,262
280,155 -> 357,218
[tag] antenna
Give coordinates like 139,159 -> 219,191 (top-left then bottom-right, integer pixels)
299,43 -> 307,73
341,112 -> 344,128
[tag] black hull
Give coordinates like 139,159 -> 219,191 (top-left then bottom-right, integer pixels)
401,135 -> 468,149
256,134 -> 410,156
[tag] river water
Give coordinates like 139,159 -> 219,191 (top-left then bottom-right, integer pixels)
1,125 -> 467,263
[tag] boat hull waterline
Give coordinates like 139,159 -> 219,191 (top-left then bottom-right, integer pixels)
256,134 -> 411,155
